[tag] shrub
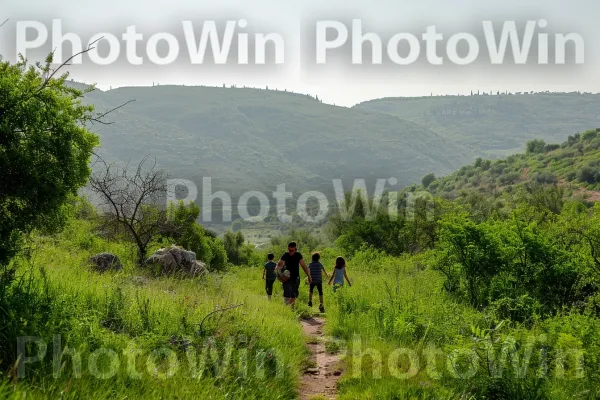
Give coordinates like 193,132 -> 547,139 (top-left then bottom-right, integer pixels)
223,230 -> 258,266
421,173 -> 436,188
163,201 -> 228,269
582,129 -> 598,141
544,143 -> 560,152
577,165 -> 600,184
534,171 -> 558,184
499,172 -> 520,185
526,139 -> 546,154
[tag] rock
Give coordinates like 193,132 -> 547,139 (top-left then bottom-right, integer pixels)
306,368 -> 319,374
145,245 -> 207,277
88,253 -> 122,272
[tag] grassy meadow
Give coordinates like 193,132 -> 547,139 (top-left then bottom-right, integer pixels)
4,198 -> 600,399
322,250 -> 599,400
2,216 -> 308,399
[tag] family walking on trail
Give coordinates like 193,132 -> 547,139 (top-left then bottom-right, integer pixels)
262,242 -> 352,312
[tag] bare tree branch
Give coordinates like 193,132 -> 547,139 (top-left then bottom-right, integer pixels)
89,155 -> 169,265
90,100 -> 136,125
38,37 -> 104,91
0,19 -> 8,29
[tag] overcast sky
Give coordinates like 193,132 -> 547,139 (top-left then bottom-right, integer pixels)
2,0 -> 599,106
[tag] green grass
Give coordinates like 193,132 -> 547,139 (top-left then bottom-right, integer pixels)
3,217 -> 308,399
4,203 -> 600,398
319,249 -> 600,400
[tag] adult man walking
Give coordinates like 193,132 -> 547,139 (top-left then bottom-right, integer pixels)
277,242 -> 312,305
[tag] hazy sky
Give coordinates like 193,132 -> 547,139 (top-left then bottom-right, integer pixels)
2,0 -> 599,105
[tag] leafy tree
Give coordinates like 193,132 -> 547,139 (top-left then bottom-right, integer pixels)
223,230 -> 255,266
421,173 -> 436,188
231,219 -> 243,232
526,139 -> 546,154
163,201 -> 228,269
533,171 -> 558,185
0,56 -> 99,267
436,213 -> 504,308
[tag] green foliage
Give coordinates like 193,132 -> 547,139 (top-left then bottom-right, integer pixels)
0,215 -> 305,398
163,201 -> 228,270
577,163 -> 600,184
434,196 -> 597,317
421,173 -> 436,188
223,231 -> 258,266
413,128 -> 600,199
0,56 -> 98,265
534,171 -> 558,184
527,139 -> 547,154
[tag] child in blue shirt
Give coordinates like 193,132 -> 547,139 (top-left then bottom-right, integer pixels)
329,256 -> 351,292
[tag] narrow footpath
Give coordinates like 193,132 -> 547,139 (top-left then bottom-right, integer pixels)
299,317 -> 344,400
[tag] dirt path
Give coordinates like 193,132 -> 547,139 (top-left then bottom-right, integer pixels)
299,317 -> 344,400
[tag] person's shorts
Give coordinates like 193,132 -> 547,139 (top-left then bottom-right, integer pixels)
265,279 -> 275,295
309,283 -> 323,296
283,277 -> 300,298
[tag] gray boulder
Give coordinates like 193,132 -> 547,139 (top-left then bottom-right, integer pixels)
89,253 -> 122,272
145,245 -> 207,277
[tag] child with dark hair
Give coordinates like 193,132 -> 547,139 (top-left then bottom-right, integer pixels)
263,253 -> 277,300
308,252 -> 329,313
329,256 -> 351,292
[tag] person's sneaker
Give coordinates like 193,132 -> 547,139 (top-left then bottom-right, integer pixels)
308,301 -> 312,307
319,304 -> 325,313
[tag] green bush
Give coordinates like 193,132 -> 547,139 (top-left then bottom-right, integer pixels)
526,139 -> 547,154
534,171 -> 558,184
578,164 -> 600,184
422,173 -> 436,188
163,201 -> 228,269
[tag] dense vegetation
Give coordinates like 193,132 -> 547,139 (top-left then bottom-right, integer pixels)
5,183 -> 599,399
408,129 -> 600,202
1,205 -> 306,398
78,86 -> 600,232
321,177 -> 600,399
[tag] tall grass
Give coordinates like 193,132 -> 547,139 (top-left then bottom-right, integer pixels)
4,217 -> 600,399
321,249 -> 600,399
1,218 -> 307,399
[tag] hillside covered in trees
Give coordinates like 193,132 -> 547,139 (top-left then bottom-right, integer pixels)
82,86 -> 600,206
82,85 -> 471,198
356,92 -> 600,157
411,128 -> 600,203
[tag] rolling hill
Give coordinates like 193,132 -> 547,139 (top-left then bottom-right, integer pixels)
83,85 -> 473,202
77,85 -> 600,228
355,92 -> 600,157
